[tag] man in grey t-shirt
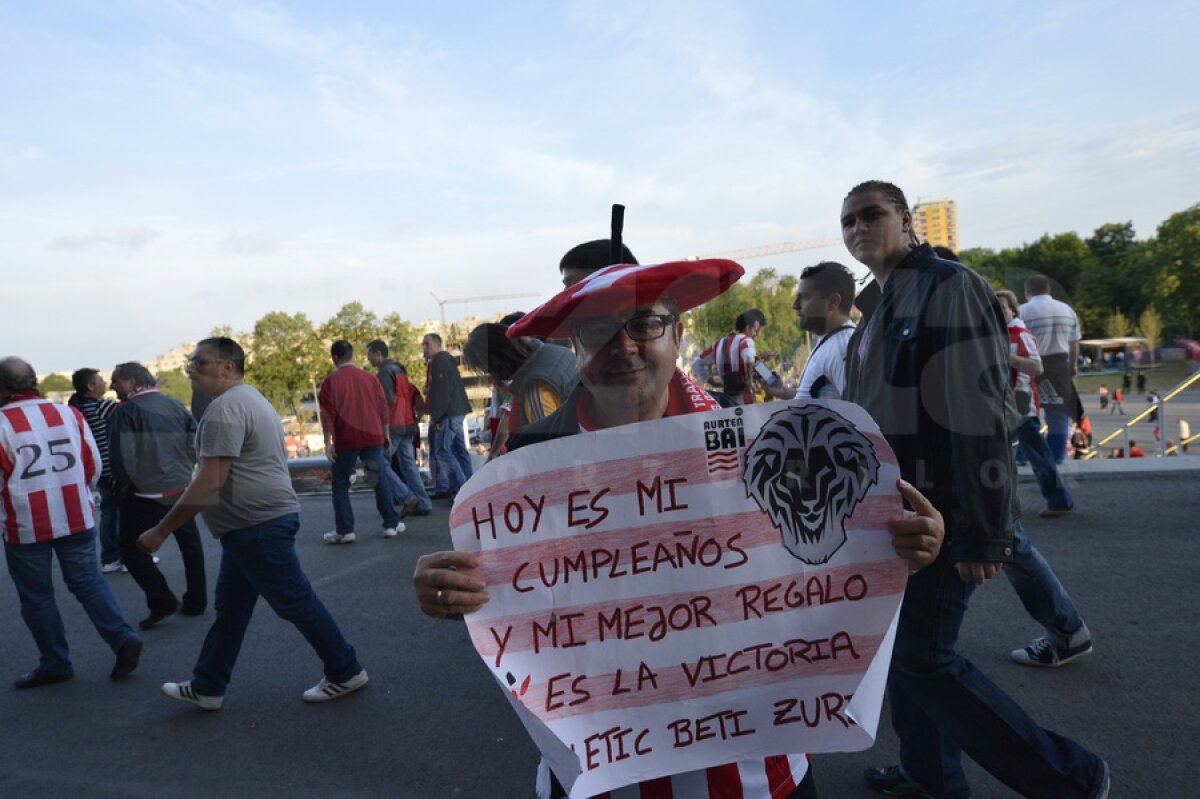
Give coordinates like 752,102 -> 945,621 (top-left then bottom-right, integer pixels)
137,337 -> 367,710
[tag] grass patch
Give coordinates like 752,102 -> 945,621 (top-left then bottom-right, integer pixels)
1075,363 -> 1200,395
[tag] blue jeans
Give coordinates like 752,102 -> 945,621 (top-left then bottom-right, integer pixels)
191,514 -> 361,697
4,529 -> 138,676
390,431 -> 432,511
889,551 -> 1105,798
435,415 -> 473,495
427,428 -> 449,494
1017,417 -> 1074,511
1003,520 -> 1085,645
330,444 -> 400,534
366,445 -> 413,508
97,477 -> 121,565
1044,405 -> 1073,463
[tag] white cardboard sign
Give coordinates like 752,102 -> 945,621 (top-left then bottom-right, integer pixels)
450,400 -> 906,798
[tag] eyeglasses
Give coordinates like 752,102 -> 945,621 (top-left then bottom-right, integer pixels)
185,356 -> 223,369
571,313 -> 677,349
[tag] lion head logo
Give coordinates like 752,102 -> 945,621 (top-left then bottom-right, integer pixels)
743,405 -> 880,564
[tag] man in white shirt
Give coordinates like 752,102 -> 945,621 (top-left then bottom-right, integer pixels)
1019,275 -> 1081,462
766,262 -> 857,401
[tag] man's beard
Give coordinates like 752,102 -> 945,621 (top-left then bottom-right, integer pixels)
801,316 -> 827,336
584,360 -> 666,425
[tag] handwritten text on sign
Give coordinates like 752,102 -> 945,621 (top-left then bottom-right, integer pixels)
450,400 -> 906,798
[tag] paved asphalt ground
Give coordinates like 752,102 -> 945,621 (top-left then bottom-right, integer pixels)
1,459 -> 1197,798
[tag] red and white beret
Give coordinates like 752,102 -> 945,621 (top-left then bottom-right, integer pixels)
506,259 -> 745,340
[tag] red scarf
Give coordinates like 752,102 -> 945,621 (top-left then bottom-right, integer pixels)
577,368 -> 720,432
0,389 -> 42,408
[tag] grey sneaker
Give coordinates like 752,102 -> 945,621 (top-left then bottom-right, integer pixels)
323,531 -> 356,544
100,561 -> 125,574
382,522 -> 407,538
1011,633 -> 1093,667
162,681 -> 223,710
302,669 -> 368,703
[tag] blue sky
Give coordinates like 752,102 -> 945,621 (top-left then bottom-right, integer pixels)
6,0 -> 1198,372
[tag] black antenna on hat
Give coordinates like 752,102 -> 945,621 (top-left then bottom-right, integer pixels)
610,204 -> 625,266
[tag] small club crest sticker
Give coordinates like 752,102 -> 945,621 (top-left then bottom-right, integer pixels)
703,408 -> 746,474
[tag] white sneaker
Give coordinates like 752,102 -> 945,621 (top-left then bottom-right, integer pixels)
162,681 -> 223,710
323,531 -> 356,544
302,669 -> 369,703
100,561 -> 124,574
382,522 -> 407,538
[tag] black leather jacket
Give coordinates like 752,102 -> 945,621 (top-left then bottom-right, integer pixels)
845,244 -> 1016,563
426,350 -> 472,422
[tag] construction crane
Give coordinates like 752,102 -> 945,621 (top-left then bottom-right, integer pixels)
429,292 -> 542,327
688,238 -> 843,261
429,238 -> 840,328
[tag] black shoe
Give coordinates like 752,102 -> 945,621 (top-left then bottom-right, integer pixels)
110,637 -> 143,680
409,507 -> 433,517
1039,507 -> 1072,518
139,607 -> 178,630
864,766 -> 933,798
430,491 -> 450,499
15,669 -> 74,689
179,606 -> 206,617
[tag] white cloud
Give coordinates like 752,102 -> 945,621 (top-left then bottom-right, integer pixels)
222,231 -> 280,255
0,142 -> 45,169
47,227 -> 160,251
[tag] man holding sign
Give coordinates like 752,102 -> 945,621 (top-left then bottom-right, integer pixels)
414,259 -> 945,798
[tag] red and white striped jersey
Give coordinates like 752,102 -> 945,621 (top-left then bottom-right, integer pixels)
0,398 -> 100,545
1008,318 -> 1042,418
693,333 -> 758,404
538,753 -> 808,799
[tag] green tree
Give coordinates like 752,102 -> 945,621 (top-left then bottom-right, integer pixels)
1076,222 -> 1150,336
321,302 -> 379,365
958,246 -> 1023,290
1146,203 -> 1200,338
1136,306 -> 1164,360
246,311 -> 326,417
38,373 -> 73,394
747,269 -> 806,373
1016,232 -> 1095,302
379,312 -> 426,387
1105,310 -> 1132,338
684,267 -> 808,378
156,369 -> 192,405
